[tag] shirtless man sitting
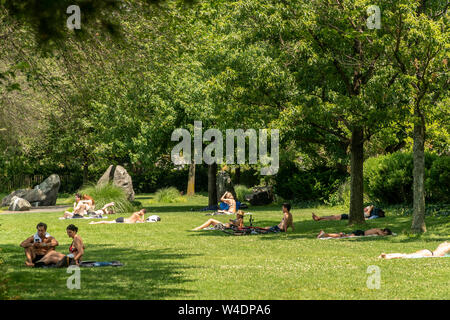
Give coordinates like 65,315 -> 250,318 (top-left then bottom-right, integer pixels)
89,209 -> 147,224
317,227 -> 392,239
20,222 -> 59,267
263,203 -> 294,233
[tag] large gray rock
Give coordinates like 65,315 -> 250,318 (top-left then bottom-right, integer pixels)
33,174 -> 61,206
97,165 -> 135,201
1,174 -> 60,207
245,186 -> 274,206
8,196 -> 31,211
216,171 -> 236,203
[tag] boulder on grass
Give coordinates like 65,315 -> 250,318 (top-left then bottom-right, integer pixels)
245,186 -> 274,206
33,174 -> 61,206
216,171 -> 236,203
97,165 -> 135,201
1,174 -> 60,207
8,196 -> 31,211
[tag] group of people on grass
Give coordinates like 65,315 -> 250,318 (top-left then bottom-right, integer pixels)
21,222 -> 84,267
20,192 -> 449,267
62,193 -> 116,219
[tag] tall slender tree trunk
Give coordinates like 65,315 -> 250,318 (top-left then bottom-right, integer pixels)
208,163 -> 218,207
187,163 -> 195,196
349,127 -> 365,225
411,109 -> 426,233
235,166 -> 241,185
82,155 -> 89,185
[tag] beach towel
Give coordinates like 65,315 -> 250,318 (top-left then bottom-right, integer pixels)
79,260 -> 123,267
33,232 -> 51,242
59,215 -> 108,220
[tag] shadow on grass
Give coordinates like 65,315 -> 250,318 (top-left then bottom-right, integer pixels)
2,244 -> 201,299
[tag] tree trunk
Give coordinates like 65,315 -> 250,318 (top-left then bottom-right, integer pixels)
187,163 -> 195,196
208,163 -> 218,207
349,127 -> 365,225
411,110 -> 426,233
235,166 -> 241,185
82,157 -> 89,185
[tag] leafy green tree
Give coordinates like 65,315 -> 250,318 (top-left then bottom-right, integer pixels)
386,0 -> 449,232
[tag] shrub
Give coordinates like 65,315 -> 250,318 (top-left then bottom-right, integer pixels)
364,152 -> 449,204
426,156 -> 450,203
234,185 -> 253,202
78,183 -> 136,213
274,161 -> 347,202
154,187 -> 186,203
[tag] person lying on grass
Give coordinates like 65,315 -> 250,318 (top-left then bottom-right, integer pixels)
379,241 -> 450,259
89,209 -> 147,224
193,210 -> 244,231
217,191 -> 237,214
34,224 -> 85,267
261,203 -> 294,233
316,227 -> 392,239
20,222 -> 59,267
312,205 -> 385,222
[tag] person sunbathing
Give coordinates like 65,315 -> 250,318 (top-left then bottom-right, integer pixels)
312,205 -> 384,221
217,192 -> 237,214
378,241 -> 450,259
89,209 -> 146,224
34,224 -> 85,267
193,210 -> 244,231
262,203 -> 294,233
63,194 -> 95,218
20,222 -> 59,267
316,227 -> 392,238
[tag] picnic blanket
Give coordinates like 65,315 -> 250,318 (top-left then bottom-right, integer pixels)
34,260 -> 123,268
59,215 -> 108,220
80,260 -> 123,267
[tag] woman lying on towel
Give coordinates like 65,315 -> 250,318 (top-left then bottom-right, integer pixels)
379,241 -> 450,259
193,210 -> 244,231
316,227 -> 392,239
89,209 -> 146,224
34,224 -> 84,267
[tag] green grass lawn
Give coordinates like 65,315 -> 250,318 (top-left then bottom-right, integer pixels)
0,194 -> 449,300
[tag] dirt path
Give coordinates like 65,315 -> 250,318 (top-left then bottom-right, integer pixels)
0,205 -> 71,215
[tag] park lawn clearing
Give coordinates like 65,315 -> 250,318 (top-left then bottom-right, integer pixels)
0,194 -> 449,300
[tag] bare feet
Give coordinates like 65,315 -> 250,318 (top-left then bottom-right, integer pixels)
317,230 -> 325,238
312,213 -> 320,221
25,261 -> 35,267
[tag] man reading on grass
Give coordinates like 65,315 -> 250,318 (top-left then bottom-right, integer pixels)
263,203 -> 294,233
20,222 -> 59,267
316,227 -> 392,239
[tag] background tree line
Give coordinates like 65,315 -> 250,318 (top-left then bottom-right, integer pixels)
0,0 -> 448,232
